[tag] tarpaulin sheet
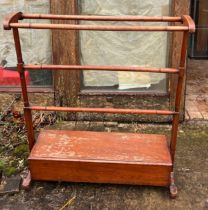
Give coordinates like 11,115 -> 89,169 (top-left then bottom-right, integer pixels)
0,0 -> 51,68
80,0 -> 171,90
0,0 -> 52,86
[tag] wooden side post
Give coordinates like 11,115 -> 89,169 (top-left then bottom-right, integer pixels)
13,27 -> 35,151
170,15 -> 195,163
170,31 -> 189,163
170,0 -> 190,118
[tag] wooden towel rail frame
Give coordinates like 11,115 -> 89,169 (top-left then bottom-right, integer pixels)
3,12 -> 195,198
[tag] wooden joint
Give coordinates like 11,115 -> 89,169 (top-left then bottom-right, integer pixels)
3,12 -> 23,30
178,67 -> 185,78
17,63 -> 25,73
181,15 -> 196,33
24,104 -> 29,108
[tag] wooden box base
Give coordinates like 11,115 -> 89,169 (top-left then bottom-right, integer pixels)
29,130 -> 172,186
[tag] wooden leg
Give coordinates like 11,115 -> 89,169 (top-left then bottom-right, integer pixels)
21,171 -> 31,190
169,172 -> 178,199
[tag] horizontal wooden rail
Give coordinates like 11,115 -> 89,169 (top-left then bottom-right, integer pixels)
26,106 -> 178,115
22,14 -> 182,22
3,13 -> 195,33
24,64 -> 179,73
10,23 -> 189,31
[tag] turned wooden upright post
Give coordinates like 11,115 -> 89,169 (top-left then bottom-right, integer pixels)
4,13 -> 35,151
170,15 -> 195,163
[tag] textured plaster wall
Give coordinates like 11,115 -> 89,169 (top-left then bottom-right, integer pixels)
80,0 -> 171,90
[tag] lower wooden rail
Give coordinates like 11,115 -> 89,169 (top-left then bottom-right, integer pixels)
24,64 -> 179,73
25,106 -> 178,115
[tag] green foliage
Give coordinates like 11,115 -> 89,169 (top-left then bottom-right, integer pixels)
0,160 -> 5,170
4,166 -> 17,177
14,144 -> 29,157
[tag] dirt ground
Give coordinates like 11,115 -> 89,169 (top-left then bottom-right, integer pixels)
0,120 -> 208,210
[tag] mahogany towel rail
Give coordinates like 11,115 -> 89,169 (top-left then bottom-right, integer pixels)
3,12 -> 195,198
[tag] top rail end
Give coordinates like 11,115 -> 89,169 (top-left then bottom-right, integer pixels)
182,15 -> 196,33
3,12 -> 23,30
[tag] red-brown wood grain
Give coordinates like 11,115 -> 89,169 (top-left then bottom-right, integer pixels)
21,13 -> 182,22
26,106 -> 178,115
24,64 -> 179,74
29,130 -> 172,186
